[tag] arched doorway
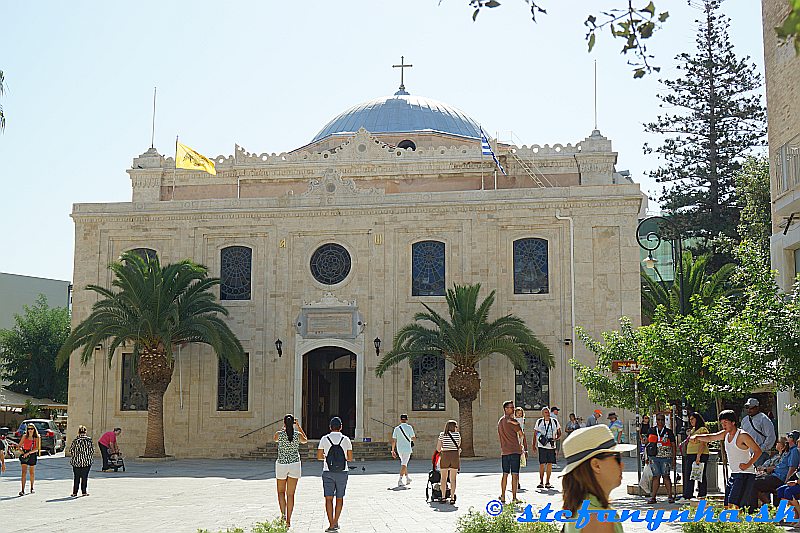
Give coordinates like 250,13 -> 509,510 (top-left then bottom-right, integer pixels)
303,346 -> 357,439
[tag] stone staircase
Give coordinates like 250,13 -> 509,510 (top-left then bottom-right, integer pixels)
241,440 -> 391,461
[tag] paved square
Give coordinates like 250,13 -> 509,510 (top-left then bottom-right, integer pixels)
2,454 -> 722,532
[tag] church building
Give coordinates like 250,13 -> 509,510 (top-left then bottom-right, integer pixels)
67,71 -> 644,457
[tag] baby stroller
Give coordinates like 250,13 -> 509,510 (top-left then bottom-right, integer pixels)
108,452 -> 125,472
426,450 -> 451,503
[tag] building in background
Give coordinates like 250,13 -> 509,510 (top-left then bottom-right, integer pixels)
66,78 -> 645,457
0,272 -> 71,330
762,0 -> 800,432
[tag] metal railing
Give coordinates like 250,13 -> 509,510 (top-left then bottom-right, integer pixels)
239,418 -> 284,439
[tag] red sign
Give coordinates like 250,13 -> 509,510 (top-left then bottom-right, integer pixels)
611,360 -> 641,373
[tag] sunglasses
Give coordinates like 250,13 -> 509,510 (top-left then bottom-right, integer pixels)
597,452 -> 623,464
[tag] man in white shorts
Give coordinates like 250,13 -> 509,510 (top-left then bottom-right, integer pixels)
391,413 -> 416,487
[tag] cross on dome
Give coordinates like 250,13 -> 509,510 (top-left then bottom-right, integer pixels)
392,56 -> 413,95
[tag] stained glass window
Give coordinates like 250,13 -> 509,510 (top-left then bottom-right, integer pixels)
411,354 -> 446,411
310,243 -> 351,285
217,354 -> 249,411
515,352 -> 550,411
121,353 -> 148,411
130,248 -> 158,262
412,241 -> 446,296
513,238 -> 549,294
220,246 -> 252,300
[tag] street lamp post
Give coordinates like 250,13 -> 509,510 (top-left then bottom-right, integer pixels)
637,215 -> 686,317
637,215 -> 687,495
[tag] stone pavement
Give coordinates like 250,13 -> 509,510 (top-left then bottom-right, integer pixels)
1,453 -> 724,533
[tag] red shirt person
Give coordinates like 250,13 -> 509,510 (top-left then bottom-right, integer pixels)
98,428 -> 122,472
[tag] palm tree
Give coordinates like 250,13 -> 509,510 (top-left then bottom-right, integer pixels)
56,251 -> 245,457
375,283 -> 553,456
641,251 -> 740,320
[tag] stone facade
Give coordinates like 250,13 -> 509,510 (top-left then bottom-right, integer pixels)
68,104 -> 643,457
762,0 -> 800,432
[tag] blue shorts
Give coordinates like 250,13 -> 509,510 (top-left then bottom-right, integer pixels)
502,454 -> 521,474
776,483 -> 800,502
725,473 -> 755,508
650,457 -> 671,477
322,471 -> 348,499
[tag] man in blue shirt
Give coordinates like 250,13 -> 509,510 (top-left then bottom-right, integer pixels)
754,431 -> 800,506
391,414 -> 416,487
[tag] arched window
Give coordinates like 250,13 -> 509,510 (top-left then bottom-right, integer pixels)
412,354 -> 446,411
217,354 -> 249,411
220,246 -> 252,300
515,352 -> 550,411
130,248 -> 158,262
121,353 -> 148,411
412,240 -> 446,296
513,238 -> 549,294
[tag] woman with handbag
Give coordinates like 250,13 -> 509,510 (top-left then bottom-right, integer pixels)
436,420 -> 461,505
681,412 -> 709,500
18,424 -> 41,496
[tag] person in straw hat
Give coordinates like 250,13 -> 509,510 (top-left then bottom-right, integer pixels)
562,425 -> 635,533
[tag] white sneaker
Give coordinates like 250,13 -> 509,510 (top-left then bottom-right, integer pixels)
398,478 -> 405,487
405,476 -> 411,485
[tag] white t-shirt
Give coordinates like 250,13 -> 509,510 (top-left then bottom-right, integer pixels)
535,417 -> 561,449
318,432 -> 353,472
392,423 -> 415,455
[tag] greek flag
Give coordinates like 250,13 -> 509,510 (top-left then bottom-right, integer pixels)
480,128 -> 506,175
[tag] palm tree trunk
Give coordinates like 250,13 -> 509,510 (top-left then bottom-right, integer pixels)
458,398 -> 476,457
449,364 -> 480,457
138,348 -> 174,458
144,390 -> 166,457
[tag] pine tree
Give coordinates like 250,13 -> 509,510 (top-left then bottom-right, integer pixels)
643,0 -> 766,264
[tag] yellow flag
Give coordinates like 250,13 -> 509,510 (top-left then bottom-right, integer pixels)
175,142 -> 216,175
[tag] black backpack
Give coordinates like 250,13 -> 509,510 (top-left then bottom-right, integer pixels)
326,435 -> 347,472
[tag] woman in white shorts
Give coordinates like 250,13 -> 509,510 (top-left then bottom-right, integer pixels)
274,414 -> 307,527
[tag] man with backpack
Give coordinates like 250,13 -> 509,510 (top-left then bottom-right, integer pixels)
317,416 -> 353,532
391,413 -> 416,487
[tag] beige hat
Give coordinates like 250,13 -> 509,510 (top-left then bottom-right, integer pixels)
561,425 -> 636,476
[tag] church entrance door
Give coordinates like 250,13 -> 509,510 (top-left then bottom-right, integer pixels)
302,346 -> 357,439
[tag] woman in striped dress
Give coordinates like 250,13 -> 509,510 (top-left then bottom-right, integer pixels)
68,425 -> 95,497
435,420 -> 461,505
273,414 -> 308,528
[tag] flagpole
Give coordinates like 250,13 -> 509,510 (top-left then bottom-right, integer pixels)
150,87 -> 157,149
172,135 -> 178,201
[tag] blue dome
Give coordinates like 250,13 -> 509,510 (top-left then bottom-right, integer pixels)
312,93 -> 482,142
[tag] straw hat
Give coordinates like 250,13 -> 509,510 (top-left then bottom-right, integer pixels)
561,425 -> 636,476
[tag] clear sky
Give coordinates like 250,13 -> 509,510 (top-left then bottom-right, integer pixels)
0,0 -> 765,282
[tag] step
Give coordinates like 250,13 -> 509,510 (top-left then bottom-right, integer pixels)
241,440 -> 391,461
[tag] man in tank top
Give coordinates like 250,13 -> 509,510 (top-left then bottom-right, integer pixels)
690,409 -> 762,509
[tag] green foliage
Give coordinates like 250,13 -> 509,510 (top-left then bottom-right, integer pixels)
375,283 -> 553,376
643,0 -> 766,264
724,243 -> 800,404
734,157 -> 772,262
0,294 -> 70,402
21,399 -> 42,419
196,517 -> 288,533
775,0 -> 800,54
56,251 -> 245,371
584,2 -> 669,78
574,297 -> 769,413
681,507 -> 783,533
641,252 -> 739,321
457,504 -> 559,533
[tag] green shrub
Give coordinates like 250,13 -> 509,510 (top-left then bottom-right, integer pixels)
456,505 -> 560,533
681,506 -> 784,533
196,518 -> 287,533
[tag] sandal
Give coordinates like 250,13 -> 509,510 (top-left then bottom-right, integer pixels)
18,491 -> 24,496
647,497 -> 657,504
545,483 -> 554,489
450,495 -> 457,505
71,493 -> 77,497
